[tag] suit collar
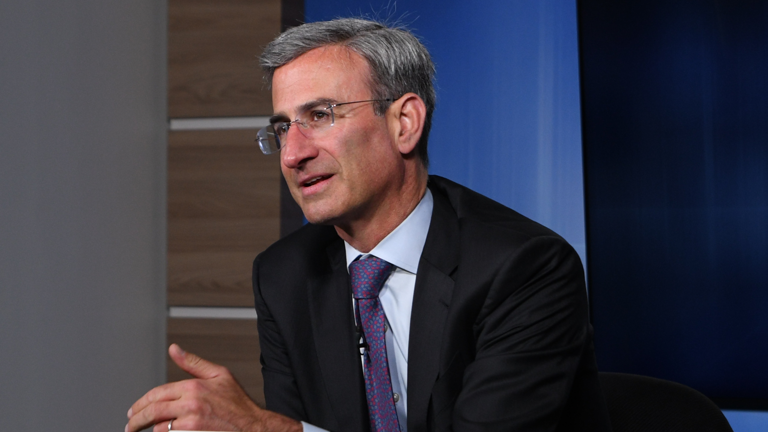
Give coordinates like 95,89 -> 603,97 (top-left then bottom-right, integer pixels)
407,181 -> 460,431
307,238 -> 369,432
420,178 -> 460,276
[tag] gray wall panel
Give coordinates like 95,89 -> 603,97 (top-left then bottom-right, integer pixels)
0,1 -> 167,430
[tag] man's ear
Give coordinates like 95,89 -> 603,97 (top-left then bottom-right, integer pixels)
388,93 -> 426,156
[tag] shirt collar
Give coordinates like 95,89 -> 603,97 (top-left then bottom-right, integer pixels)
344,188 -> 433,274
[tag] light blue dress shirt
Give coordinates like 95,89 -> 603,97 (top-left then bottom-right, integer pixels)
302,189 -> 433,432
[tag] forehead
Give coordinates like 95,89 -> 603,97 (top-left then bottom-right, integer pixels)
271,45 -> 373,114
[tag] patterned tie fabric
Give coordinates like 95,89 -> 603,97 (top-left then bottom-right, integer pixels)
350,256 -> 400,432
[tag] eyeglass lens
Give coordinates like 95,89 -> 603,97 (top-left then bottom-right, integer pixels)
257,104 -> 335,155
256,99 -> 393,155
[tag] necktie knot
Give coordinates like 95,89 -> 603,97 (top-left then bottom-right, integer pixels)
350,256 -> 393,299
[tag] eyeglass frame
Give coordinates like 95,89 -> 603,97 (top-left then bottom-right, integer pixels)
256,98 -> 395,155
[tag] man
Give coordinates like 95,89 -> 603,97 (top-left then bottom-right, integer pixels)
127,18 -> 610,432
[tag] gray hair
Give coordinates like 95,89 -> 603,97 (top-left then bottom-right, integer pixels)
260,18 -> 436,167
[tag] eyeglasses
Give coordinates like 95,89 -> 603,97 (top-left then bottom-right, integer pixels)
256,99 -> 393,155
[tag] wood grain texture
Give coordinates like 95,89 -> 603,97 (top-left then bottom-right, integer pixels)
167,318 -> 265,407
169,0 -> 280,118
168,129 -> 281,306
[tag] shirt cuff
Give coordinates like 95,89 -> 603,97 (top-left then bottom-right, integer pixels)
301,421 -> 330,432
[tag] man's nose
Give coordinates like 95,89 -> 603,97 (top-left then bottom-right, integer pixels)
281,125 -> 318,169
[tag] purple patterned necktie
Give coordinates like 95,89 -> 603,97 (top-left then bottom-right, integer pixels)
350,255 -> 401,432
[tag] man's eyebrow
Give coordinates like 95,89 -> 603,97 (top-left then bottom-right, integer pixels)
298,98 -> 336,114
269,114 -> 290,124
269,113 -> 290,124
271,98 -> 337,123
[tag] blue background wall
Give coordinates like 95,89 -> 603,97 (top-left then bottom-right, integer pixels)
307,0 -> 587,267
304,0 -> 766,430
579,0 -> 768,407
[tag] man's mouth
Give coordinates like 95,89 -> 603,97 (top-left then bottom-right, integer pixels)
301,175 -> 332,188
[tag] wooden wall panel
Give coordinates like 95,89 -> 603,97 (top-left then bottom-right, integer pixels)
168,129 -> 281,306
167,318 -> 265,407
169,0 -> 280,118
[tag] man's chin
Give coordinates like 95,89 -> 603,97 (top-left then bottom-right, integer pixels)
299,207 -> 341,226
297,197 -> 360,227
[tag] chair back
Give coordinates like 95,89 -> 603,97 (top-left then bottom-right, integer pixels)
599,372 -> 733,432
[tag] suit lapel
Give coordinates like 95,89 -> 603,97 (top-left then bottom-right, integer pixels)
307,239 -> 369,432
407,186 -> 460,432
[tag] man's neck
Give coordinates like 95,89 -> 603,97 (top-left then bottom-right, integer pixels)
335,174 -> 428,253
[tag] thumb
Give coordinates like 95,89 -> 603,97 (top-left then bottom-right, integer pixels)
169,343 -> 224,380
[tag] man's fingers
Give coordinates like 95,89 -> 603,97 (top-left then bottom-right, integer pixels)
152,420 -> 174,432
126,399 -> 176,432
128,382 -> 182,423
168,343 -> 226,380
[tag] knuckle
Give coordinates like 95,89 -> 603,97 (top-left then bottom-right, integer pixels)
187,379 -> 205,393
142,389 -> 156,404
185,398 -> 203,413
180,379 -> 198,393
142,383 -> 167,405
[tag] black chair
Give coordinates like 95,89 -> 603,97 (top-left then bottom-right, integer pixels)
599,372 -> 733,432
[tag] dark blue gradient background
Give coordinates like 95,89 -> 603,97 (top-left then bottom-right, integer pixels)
579,1 -> 768,403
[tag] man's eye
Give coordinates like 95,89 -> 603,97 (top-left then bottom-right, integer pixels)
309,110 -> 330,122
273,123 -> 290,137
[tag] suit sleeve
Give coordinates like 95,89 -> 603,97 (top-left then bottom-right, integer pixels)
451,236 -> 597,431
252,257 -> 309,421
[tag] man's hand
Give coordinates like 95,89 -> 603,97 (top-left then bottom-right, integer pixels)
126,344 -> 302,432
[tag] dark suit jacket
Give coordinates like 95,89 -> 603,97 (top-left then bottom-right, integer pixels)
253,175 -> 611,432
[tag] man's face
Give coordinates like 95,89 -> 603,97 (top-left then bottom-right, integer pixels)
272,46 -> 405,227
